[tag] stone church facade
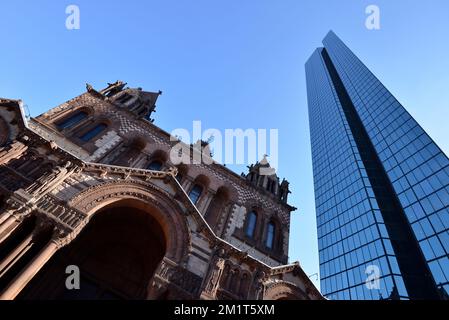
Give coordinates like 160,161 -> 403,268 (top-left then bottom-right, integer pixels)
0,81 -> 322,300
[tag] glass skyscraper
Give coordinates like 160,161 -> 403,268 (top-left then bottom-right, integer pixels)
306,31 -> 449,300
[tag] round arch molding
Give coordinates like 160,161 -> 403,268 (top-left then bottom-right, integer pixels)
263,281 -> 309,300
68,180 -> 191,264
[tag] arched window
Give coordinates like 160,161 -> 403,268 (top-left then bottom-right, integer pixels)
230,269 -> 240,293
147,160 -> 163,171
245,211 -> 257,239
56,111 -> 88,130
239,273 -> 250,298
266,221 -> 276,249
220,264 -> 231,290
79,123 -> 107,142
188,184 -> 203,204
205,187 -> 229,231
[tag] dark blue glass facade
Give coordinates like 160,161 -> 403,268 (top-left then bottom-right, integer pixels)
306,31 -> 449,300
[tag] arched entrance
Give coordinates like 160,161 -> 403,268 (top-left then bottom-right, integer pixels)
263,282 -> 309,300
18,202 -> 167,299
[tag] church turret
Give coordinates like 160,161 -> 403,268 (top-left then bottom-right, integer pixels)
99,81 -> 162,122
243,155 -> 290,203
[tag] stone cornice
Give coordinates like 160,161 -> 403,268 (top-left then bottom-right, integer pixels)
270,262 -> 300,275
82,162 -> 178,181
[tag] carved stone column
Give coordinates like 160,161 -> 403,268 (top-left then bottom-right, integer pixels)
0,216 -> 16,238
0,213 -> 10,225
147,277 -> 170,300
0,233 -> 34,278
0,194 -> 35,245
0,240 -> 58,300
200,248 -> 226,300
146,257 -> 175,299
0,224 -> 68,300
147,256 -> 203,299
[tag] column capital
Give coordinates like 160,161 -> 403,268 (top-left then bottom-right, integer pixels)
49,221 -> 87,249
4,193 -> 35,221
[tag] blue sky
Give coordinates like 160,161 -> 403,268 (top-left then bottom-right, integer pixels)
1,0 -> 449,290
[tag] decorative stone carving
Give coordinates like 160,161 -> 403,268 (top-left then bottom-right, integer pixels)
48,140 -> 58,150
155,257 -> 203,298
166,166 -> 178,178
35,195 -> 87,229
4,193 -> 35,221
254,270 -> 267,300
0,141 -> 28,165
51,224 -> 86,249
25,161 -> 76,196
86,83 -> 94,93
201,248 -> 226,299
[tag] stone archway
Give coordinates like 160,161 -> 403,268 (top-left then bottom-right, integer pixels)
263,281 -> 309,300
69,180 -> 191,263
17,180 -> 192,300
